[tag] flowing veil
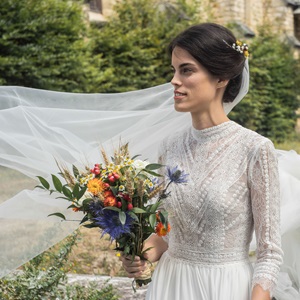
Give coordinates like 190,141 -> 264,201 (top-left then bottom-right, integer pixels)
0,60 -> 300,298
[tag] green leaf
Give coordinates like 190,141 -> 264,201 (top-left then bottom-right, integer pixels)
145,163 -> 163,171
131,207 -> 146,214
36,176 -> 50,190
141,169 -> 162,177
103,206 -> 120,212
35,185 -> 46,190
56,196 -> 73,201
51,174 -> 63,193
48,213 -> 66,220
80,214 -> 89,225
150,201 -> 161,213
128,211 -> 139,222
131,154 -> 141,160
119,211 -> 126,225
149,213 -> 156,229
110,186 -> 118,196
62,186 -> 72,199
77,186 -> 87,200
72,183 -> 80,199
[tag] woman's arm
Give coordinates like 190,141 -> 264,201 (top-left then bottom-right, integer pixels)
120,234 -> 168,278
249,140 -> 283,300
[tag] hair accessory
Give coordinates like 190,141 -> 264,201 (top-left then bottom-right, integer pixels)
223,39 -> 249,58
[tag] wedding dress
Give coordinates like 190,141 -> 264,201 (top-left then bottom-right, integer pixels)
0,82 -> 299,299
146,120 -> 289,300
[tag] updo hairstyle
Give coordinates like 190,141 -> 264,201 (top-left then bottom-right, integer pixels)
168,23 -> 246,103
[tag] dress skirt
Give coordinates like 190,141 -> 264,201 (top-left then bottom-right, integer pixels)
146,251 -> 253,300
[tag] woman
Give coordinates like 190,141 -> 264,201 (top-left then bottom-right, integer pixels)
121,23 -> 283,300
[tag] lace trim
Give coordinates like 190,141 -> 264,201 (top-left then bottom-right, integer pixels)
168,244 -> 250,265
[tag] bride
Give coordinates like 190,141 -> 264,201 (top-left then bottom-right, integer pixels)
0,22 -> 299,300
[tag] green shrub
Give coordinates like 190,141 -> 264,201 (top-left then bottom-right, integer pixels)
0,233 -> 119,300
0,0 -> 101,92
229,24 -> 300,142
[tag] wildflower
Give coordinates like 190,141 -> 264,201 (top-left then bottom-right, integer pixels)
119,185 -> 125,192
166,166 -> 188,184
94,209 -> 134,240
155,222 -> 171,237
87,178 -> 105,195
104,196 -> 117,207
88,200 -> 104,217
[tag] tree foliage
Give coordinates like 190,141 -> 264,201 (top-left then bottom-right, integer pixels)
229,25 -> 300,142
0,0 -> 102,92
91,0 -> 202,92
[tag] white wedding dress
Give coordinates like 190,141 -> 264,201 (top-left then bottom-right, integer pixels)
146,121 -> 300,300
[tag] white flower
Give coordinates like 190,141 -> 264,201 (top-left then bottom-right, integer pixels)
133,159 -> 149,171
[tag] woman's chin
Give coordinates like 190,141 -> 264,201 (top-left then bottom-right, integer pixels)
174,104 -> 189,113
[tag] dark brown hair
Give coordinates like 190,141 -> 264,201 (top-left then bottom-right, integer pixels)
168,23 -> 246,103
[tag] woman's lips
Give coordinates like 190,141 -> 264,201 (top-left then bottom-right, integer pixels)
174,91 -> 187,101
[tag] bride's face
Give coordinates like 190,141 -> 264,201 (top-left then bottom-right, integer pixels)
171,46 -> 220,114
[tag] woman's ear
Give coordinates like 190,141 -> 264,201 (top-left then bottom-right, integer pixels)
216,79 -> 229,89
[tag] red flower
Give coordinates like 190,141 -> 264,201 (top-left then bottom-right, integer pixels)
104,196 -> 117,207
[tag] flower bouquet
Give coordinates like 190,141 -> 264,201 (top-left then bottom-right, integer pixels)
36,144 -> 187,288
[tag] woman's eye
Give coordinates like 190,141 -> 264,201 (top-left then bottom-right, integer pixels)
182,68 -> 192,74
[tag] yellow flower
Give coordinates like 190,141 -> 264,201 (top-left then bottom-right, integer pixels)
87,178 -> 105,195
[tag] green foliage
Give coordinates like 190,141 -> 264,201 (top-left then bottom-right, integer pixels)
229,24 -> 300,142
0,233 -> 119,300
0,0 -> 102,92
91,0 -> 202,92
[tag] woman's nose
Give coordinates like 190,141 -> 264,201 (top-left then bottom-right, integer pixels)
171,72 -> 181,87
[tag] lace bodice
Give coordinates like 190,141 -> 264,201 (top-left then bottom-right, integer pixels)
159,121 -> 283,294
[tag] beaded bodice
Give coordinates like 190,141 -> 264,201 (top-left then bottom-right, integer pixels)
160,121 -> 283,293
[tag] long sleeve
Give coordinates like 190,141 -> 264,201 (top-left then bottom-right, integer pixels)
249,140 -> 283,295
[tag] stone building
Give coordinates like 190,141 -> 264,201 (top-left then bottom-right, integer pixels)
84,0 -> 300,49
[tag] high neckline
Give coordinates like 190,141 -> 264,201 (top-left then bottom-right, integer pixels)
190,120 -> 237,142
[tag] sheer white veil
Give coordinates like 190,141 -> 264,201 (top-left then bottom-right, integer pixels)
1,58 -> 300,297
0,60 -> 249,278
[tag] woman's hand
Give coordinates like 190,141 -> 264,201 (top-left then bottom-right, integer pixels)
120,255 -> 147,279
120,234 -> 168,279
251,284 -> 271,300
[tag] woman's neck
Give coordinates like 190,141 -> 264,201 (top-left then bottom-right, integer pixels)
191,110 -> 229,130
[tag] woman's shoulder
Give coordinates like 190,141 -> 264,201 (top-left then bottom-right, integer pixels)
236,123 -> 275,155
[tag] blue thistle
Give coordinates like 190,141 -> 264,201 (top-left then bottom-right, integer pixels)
89,200 -> 104,218
166,166 -> 189,184
94,209 -> 133,241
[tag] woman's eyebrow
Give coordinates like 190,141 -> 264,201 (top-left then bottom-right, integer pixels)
171,63 -> 196,69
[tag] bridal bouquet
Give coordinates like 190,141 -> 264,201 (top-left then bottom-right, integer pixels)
36,144 -> 188,287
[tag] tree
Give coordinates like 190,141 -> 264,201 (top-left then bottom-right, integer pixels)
0,0 -> 101,92
90,0 -> 202,92
229,25 -> 300,142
